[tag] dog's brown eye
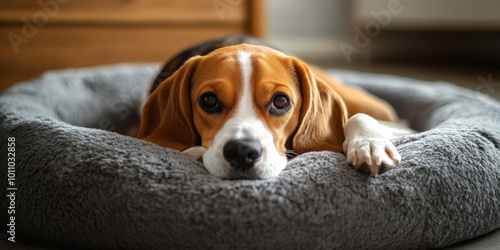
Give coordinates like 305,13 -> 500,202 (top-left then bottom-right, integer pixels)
269,93 -> 290,116
200,92 -> 223,114
273,94 -> 289,109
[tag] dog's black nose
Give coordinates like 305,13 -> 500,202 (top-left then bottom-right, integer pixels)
223,139 -> 262,170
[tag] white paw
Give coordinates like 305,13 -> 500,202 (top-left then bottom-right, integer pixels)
182,146 -> 207,161
343,137 -> 401,176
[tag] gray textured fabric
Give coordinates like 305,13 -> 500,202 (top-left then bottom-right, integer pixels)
1,64 -> 499,250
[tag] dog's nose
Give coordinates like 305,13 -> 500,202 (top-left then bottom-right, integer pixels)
223,139 -> 262,170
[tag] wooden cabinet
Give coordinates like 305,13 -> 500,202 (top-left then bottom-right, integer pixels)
0,0 -> 266,92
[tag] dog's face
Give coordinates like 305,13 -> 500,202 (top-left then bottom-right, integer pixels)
191,48 -> 301,179
138,44 -> 348,179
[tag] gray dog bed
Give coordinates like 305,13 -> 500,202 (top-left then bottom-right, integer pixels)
0,64 -> 499,249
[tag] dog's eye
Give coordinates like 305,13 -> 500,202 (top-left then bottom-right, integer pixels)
273,94 -> 289,109
199,92 -> 222,114
269,93 -> 290,116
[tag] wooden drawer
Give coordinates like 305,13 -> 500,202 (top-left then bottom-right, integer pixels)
0,25 -> 245,90
0,0 -> 265,92
0,0 -> 246,24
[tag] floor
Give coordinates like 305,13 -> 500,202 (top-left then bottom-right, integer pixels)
443,228 -> 500,250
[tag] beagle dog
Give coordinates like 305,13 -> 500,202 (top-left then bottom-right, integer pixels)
138,36 -> 406,179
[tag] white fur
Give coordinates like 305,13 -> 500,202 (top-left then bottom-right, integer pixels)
343,114 -> 403,176
201,51 -> 287,179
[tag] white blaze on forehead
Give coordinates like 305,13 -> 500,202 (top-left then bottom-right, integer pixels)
235,50 -> 254,119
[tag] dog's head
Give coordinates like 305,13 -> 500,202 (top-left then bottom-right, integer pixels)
138,44 -> 348,179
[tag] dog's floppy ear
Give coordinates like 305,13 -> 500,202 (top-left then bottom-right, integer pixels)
291,58 -> 348,154
137,56 -> 200,151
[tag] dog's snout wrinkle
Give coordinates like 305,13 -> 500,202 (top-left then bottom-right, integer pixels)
223,139 -> 262,170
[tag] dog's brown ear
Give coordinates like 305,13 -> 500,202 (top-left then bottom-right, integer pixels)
137,57 -> 200,151
291,58 -> 348,154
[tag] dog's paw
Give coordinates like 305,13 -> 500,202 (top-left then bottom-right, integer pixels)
182,146 -> 207,161
344,137 -> 401,176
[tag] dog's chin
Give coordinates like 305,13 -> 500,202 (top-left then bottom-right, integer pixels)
202,153 -> 287,180
220,170 -> 264,180
224,166 -> 285,180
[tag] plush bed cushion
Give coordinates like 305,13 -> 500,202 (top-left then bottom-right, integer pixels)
0,64 -> 499,249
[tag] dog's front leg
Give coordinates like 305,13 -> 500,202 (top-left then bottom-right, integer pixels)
342,114 -> 401,176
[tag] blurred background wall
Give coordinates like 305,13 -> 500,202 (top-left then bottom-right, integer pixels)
267,0 -> 500,65
267,0 -> 350,63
